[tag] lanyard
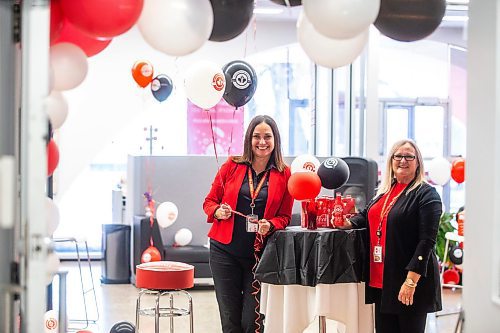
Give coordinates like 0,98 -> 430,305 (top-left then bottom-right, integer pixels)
247,167 -> 269,215
376,184 -> 405,244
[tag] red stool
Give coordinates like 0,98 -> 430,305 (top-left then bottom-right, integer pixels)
135,261 -> 195,333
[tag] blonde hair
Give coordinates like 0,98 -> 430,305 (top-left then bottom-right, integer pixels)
376,139 -> 426,196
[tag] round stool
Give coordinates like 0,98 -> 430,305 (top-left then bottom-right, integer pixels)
135,261 -> 195,333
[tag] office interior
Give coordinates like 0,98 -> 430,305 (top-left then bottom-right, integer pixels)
0,0 -> 499,332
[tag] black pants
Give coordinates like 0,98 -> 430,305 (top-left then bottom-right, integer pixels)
210,245 -> 262,333
374,289 -> 427,333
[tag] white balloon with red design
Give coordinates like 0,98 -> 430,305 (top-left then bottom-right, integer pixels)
291,154 -> 321,174
44,309 -> 59,333
156,201 -> 179,228
184,61 -> 226,109
174,228 -> 193,247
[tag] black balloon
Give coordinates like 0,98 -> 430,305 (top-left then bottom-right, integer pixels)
270,0 -> 302,6
448,245 -> 463,265
374,0 -> 446,42
209,0 -> 254,42
150,74 -> 173,102
109,321 -> 135,333
317,158 -> 350,190
222,60 -> 257,108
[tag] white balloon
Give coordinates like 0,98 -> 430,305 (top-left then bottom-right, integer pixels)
156,201 -> 179,228
45,197 -> 60,236
138,0 -> 214,57
297,11 -> 369,69
303,0 -> 380,39
46,252 -> 60,285
50,43 -> 88,91
45,91 -> 68,129
291,154 -> 321,174
44,309 -> 59,333
427,157 -> 451,186
184,61 -> 225,109
174,228 -> 193,247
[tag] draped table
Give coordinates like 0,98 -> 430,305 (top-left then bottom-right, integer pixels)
255,226 -> 374,333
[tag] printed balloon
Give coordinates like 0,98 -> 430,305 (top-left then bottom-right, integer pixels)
141,246 -> 162,263
451,158 -> 465,184
317,157 -> 350,190
131,60 -> 154,88
150,74 -> 173,102
222,60 -> 257,107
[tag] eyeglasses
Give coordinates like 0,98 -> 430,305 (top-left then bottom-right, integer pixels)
392,154 -> 416,161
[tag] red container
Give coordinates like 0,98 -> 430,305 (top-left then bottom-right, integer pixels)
301,200 -> 317,230
315,196 -> 334,228
136,261 -> 194,290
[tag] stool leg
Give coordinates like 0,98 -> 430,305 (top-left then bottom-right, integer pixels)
155,292 -> 161,333
170,293 -> 174,333
136,291 -> 143,333
188,293 -> 194,333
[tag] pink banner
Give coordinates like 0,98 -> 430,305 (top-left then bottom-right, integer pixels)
187,99 -> 244,155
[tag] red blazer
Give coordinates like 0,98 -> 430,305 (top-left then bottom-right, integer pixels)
203,157 -> 293,244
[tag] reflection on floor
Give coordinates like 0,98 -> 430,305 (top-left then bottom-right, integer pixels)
54,261 -> 463,333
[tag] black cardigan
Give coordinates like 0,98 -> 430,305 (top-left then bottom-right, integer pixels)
351,181 -> 443,314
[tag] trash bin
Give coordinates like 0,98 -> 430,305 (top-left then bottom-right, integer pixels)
101,224 -> 131,284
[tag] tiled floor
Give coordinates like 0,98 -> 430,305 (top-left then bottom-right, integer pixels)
54,261 -> 463,333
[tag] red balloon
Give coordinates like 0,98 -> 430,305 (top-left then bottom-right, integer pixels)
451,158 -> 465,183
52,20 -> 112,57
60,0 -> 144,38
50,0 -> 64,43
132,61 -> 154,88
47,139 -> 60,177
287,171 -> 322,201
141,246 -> 162,263
442,268 -> 460,285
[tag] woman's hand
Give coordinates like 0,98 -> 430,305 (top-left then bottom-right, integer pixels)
398,281 -> 416,306
214,203 -> 231,220
257,219 -> 273,235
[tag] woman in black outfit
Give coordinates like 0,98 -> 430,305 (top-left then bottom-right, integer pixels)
346,139 -> 442,333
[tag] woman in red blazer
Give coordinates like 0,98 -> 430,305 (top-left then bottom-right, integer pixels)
203,115 -> 293,333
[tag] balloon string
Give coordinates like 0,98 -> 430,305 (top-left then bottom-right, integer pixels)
252,243 -> 263,333
227,107 -> 237,156
208,111 -> 225,192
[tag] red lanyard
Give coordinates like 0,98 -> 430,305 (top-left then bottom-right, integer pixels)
376,184 -> 405,242
247,167 -> 269,211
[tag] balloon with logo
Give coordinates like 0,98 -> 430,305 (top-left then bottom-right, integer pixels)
109,321 -> 135,333
451,157 -> 465,184
290,154 -> 321,174
287,170 -> 322,201
141,246 -> 162,263
174,228 -> 193,246
131,60 -> 154,88
185,61 -> 225,109
427,157 -> 451,186
156,201 -> 178,228
150,74 -> 173,102
317,157 -> 350,190
44,309 -> 59,333
270,0 -> 302,6
222,60 -> 257,108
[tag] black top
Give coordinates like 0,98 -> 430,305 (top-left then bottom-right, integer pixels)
211,161 -> 274,258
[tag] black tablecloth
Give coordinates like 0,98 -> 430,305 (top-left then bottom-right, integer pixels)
255,226 -> 367,287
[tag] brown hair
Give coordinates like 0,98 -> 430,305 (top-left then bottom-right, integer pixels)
232,115 -> 287,172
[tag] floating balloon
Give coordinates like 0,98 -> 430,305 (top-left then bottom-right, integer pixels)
138,0 -> 213,57
109,321 -> 135,333
374,0 -> 446,42
156,201 -> 179,228
131,60 -> 154,88
317,157 -> 350,190
222,60 -> 257,107
427,157 -> 451,186
287,171 -> 322,201
50,43 -> 88,91
303,0 -> 380,39
46,252 -> 60,285
141,246 -> 162,263
44,310 -> 59,333
290,154 -> 321,174
442,268 -> 460,285
50,0 -> 64,43
47,139 -> 60,177
175,228 -> 193,246
150,74 -> 173,102
184,61 -> 225,109
449,245 -> 463,265
52,20 -> 112,57
60,0 -> 144,38
270,0 -> 302,6
46,197 -> 60,235
451,158 -> 465,184
297,12 -> 368,69
45,91 -> 68,129
209,0 -> 254,42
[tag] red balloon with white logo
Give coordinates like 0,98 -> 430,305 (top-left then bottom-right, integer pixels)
141,246 -> 161,263
131,60 -> 154,88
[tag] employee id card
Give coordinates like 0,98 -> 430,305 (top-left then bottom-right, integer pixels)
246,214 -> 259,233
373,245 -> 383,263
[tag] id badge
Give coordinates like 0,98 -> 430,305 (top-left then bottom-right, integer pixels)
246,214 -> 259,233
373,245 -> 383,263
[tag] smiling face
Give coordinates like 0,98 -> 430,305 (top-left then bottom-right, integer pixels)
251,122 -> 275,161
392,142 -> 419,184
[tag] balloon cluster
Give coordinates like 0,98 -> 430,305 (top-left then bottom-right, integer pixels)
427,157 -> 466,186
287,155 -> 350,201
131,60 -> 173,103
